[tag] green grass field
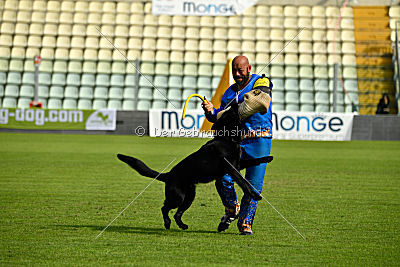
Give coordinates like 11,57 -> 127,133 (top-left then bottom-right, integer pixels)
0,132 -> 399,265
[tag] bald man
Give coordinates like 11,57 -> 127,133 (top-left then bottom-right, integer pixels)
202,56 -> 273,235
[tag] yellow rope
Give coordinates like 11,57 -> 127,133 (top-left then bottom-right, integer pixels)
182,94 -> 206,119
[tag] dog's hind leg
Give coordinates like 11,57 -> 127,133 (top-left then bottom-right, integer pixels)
174,185 -> 196,230
161,205 -> 172,229
162,184 -> 185,229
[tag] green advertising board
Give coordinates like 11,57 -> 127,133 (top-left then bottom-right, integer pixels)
0,108 -> 116,130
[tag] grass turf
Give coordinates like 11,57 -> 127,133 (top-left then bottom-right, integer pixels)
0,132 -> 399,265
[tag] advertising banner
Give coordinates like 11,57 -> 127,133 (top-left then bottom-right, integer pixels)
149,109 -> 354,141
0,108 -> 116,131
152,0 -> 258,16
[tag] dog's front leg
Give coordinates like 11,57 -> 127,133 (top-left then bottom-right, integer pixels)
224,159 -> 262,201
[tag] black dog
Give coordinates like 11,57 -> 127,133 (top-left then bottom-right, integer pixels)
117,104 -> 272,230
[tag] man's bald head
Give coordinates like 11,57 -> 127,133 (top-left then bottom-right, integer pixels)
232,55 -> 251,89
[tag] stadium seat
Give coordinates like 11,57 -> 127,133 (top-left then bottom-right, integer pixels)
286,104 -> 299,111
344,79 -> 358,92
314,79 -> 329,92
197,77 -> 211,89
17,97 -> 32,108
51,73 -> 66,86
48,98 -> 62,109
5,85 -> 19,97
330,92 -> 344,105
272,103 -> 284,111
123,87 -> 136,100
19,85 -> 34,98
78,99 -> 92,110
94,87 -> 108,100
49,86 -> 64,99
109,87 -> 123,100
153,75 -> 168,89
184,64 -> 198,76
137,100 -> 151,110
168,76 -> 182,89
2,97 -> 17,108
285,66 -> 298,78
93,99 -> 107,110
300,92 -> 314,104
168,88 -> 182,101
122,100 -> 135,110
182,89 -> 197,100
108,100 -> 122,110
138,88 -> 153,100
64,86 -> 78,99
273,91 -> 284,104
299,66 -> 314,78
270,66 -> 285,78
7,72 -> 22,85
329,79 -> 344,93
96,74 -> 110,87
63,99 -> 77,109
300,104 -> 314,112
153,88 -> 168,100
315,92 -> 329,104
183,76 -> 197,89
285,91 -> 300,104
315,104 -> 329,112
39,73 -> 51,86
299,79 -> 314,91
79,87 -> 93,100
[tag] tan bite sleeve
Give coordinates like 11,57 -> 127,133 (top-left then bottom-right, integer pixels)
238,90 -> 271,120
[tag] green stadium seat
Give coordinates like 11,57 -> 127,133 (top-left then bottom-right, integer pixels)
152,100 -> 167,109
212,64 -> 225,76
167,100 -> 181,109
345,92 -> 359,105
66,73 -> 80,86
78,99 -> 92,110
93,99 -> 107,109
270,66 -> 284,78
17,97 -> 31,108
81,74 -> 95,87
272,103 -> 284,111
286,104 -> 300,111
19,85 -> 34,98
53,61 -> 67,73
96,74 -> 110,87
47,98 -> 62,109
314,79 -> 329,92
137,100 -> 151,110
300,104 -> 315,112
168,76 -> 182,89
64,86 -> 78,99
63,99 -> 77,109
23,59 -> 35,72
21,72 -> 35,85
109,87 -> 123,100
315,104 -> 329,112
112,62 -> 126,74
108,100 -> 122,110
153,88 -> 167,100
5,85 -> 19,97
110,74 -> 124,87
273,91 -> 285,104
0,72 -> 6,84
329,80 -> 344,93
183,76 -> 197,89
330,93 -> 344,105
344,79 -> 358,92
331,105 -> 345,113
39,73 -> 51,86
285,91 -> 300,104
285,79 -> 298,91
49,86 -> 64,99
38,86 -> 49,98
7,72 -> 21,84
40,60 -> 53,73
197,77 -> 211,89
123,88 -> 136,100
79,87 -> 94,99
315,92 -> 329,104
125,74 -> 136,87
138,88 -> 153,100
300,92 -> 314,104
9,59 -> 23,72
182,89 -> 197,100
94,87 -> 108,100
211,77 -> 220,89
197,89 -> 212,100
139,75 -> 153,87
82,61 -> 97,74
299,79 -> 314,92
122,100 -> 135,110
167,88 -> 182,101
154,75 -> 168,88
51,73 -> 66,86
198,64 -> 212,76
97,62 -> 111,74
3,97 -> 17,108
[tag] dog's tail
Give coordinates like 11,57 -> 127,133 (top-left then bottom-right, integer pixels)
117,154 -> 167,182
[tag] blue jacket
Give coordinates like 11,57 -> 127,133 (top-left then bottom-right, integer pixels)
205,74 -> 273,139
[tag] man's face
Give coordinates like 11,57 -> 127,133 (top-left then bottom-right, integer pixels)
232,64 -> 250,88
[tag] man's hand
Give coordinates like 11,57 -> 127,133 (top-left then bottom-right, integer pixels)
201,99 -> 214,114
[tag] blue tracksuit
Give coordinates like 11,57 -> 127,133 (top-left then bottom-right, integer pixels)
205,74 -> 273,229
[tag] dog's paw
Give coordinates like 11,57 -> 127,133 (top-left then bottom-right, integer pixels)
179,224 -> 188,230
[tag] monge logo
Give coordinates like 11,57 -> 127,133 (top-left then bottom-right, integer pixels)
183,1 -> 236,15
161,110 -> 205,130
272,113 -> 344,132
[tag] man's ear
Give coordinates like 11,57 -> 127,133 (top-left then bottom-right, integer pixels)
248,65 -> 251,73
